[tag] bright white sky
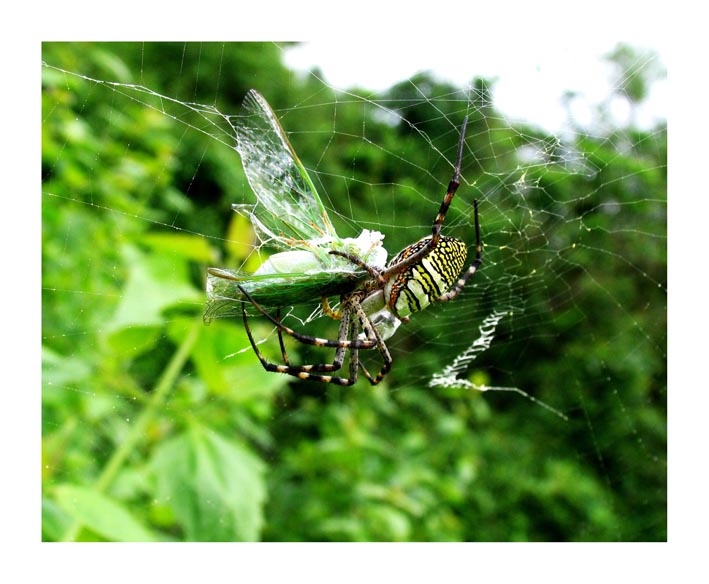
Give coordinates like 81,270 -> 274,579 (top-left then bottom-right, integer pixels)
285,34 -> 668,133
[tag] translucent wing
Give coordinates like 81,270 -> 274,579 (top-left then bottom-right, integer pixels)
237,89 -> 337,248
204,90 -> 388,322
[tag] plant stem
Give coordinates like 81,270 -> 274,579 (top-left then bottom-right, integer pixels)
60,318 -> 201,542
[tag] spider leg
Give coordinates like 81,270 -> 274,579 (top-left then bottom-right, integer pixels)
275,308 -> 289,365
382,116 -> 469,279
346,310 -> 360,382
352,299 -> 393,386
241,300 -> 358,384
438,199 -> 482,303
237,284 -> 378,350
328,250 -> 386,286
238,288 -> 394,386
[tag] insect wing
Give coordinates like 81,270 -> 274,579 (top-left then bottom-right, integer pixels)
237,90 -> 337,248
204,267 -> 363,322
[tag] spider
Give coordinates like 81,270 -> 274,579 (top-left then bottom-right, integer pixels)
238,117 -> 482,386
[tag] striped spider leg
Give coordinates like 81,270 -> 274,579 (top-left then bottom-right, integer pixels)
239,285 -> 392,386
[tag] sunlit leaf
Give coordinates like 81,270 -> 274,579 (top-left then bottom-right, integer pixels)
142,232 -> 218,263
167,317 -> 286,398
105,244 -> 201,334
151,425 -> 266,541
54,484 -> 158,542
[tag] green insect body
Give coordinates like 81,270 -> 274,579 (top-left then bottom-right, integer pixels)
206,228 -> 387,318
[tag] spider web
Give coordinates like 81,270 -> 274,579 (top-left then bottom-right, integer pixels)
41,42 -> 667,544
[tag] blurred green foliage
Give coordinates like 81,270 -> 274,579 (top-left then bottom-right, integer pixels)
42,42 -> 666,541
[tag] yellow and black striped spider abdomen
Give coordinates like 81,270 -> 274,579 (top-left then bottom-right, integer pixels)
385,235 -> 468,318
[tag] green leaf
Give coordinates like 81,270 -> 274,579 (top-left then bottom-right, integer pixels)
42,345 -> 91,394
53,484 -> 158,542
42,497 -> 72,542
151,425 -> 266,541
142,232 -> 218,263
104,325 -> 161,357
225,212 -> 256,261
105,243 -> 201,335
168,317 -> 285,398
